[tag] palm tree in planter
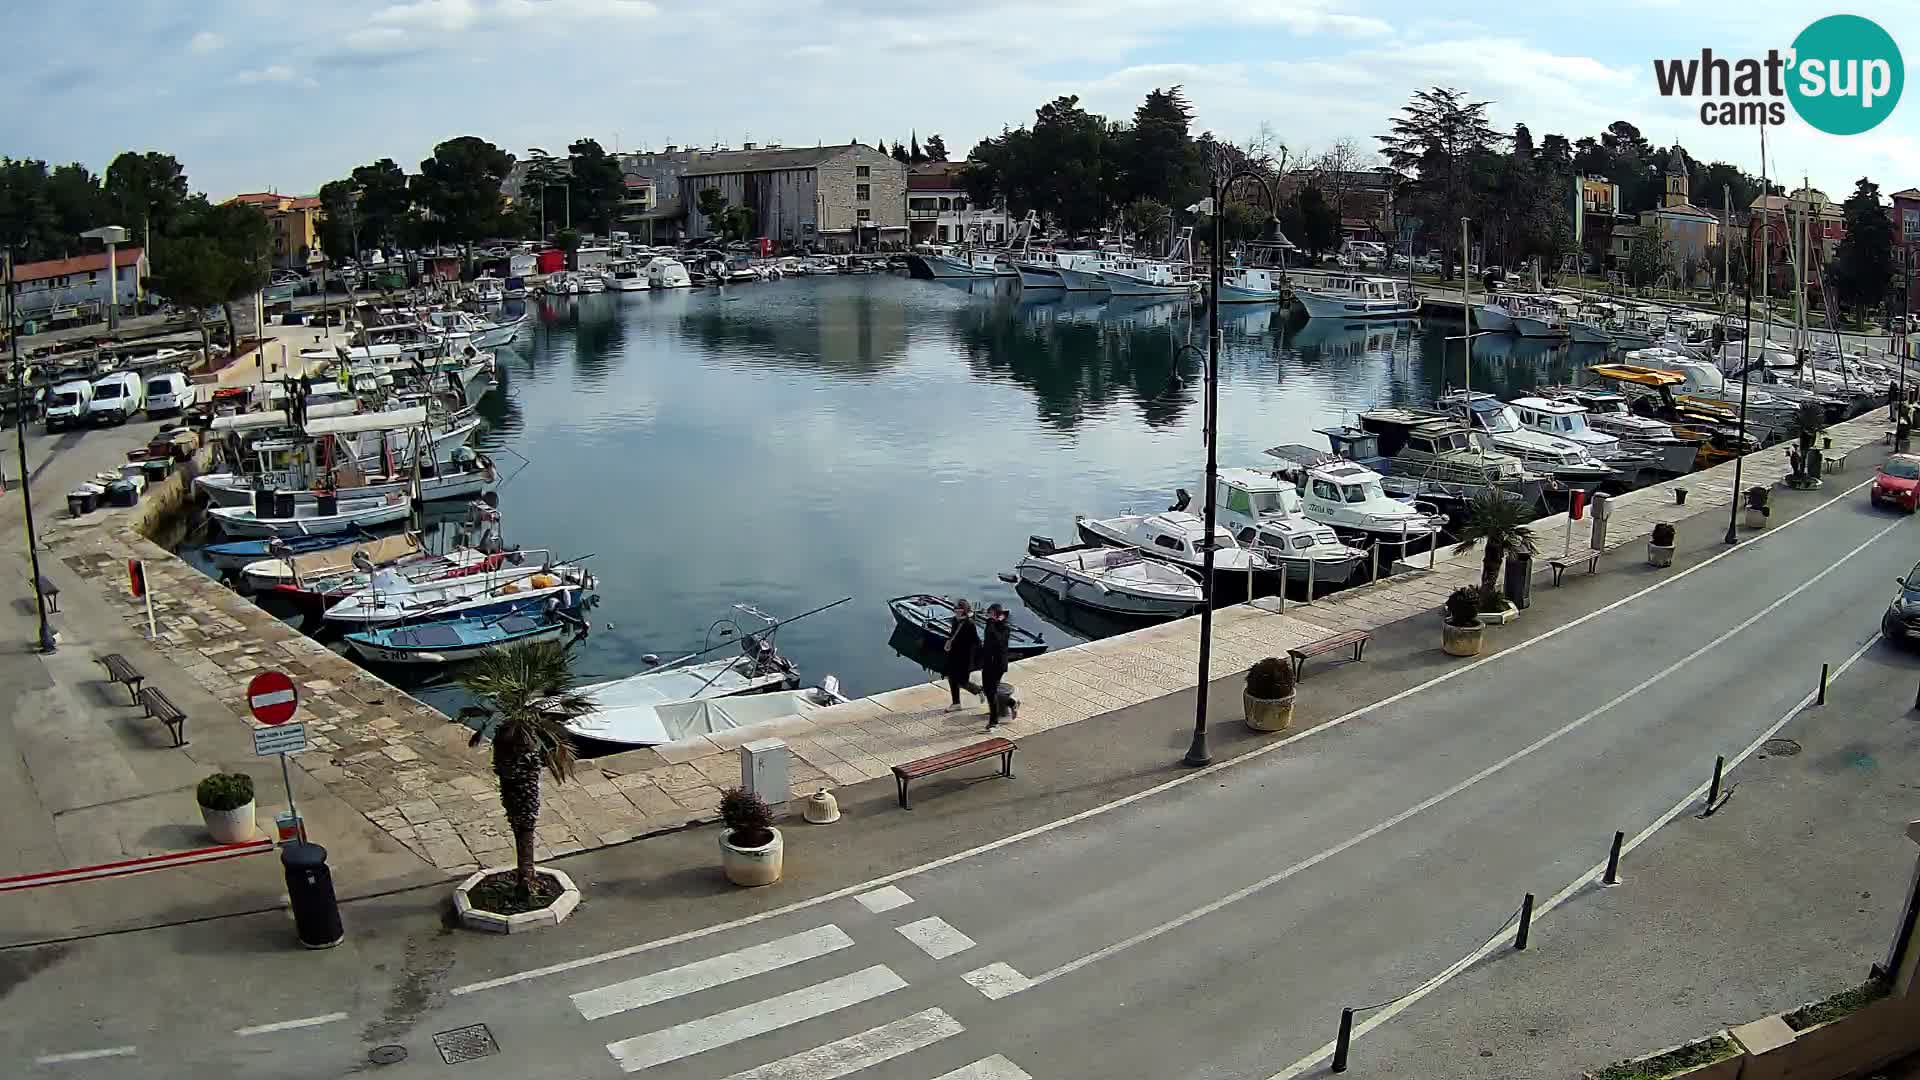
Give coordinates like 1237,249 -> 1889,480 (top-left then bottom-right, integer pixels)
454,640 -> 594,906
1452,489 -> 1538,624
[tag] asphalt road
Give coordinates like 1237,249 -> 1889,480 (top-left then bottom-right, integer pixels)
5,470 -> 1914,1079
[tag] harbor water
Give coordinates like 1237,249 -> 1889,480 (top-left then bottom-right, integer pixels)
191,274 -> 1610,713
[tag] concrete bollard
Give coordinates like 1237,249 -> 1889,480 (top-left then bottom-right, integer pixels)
1602,830 -> 1625,886
1332,1007 -> 1355,1073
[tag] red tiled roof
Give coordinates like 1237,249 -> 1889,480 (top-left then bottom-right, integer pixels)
287,196 -> 321,211
228,192 -> 285,206
11,247 -> 145,283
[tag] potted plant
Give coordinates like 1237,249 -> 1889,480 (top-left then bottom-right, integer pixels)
1442,587 -> 1485,657
196,772 -> 257,843
1744,485 -> 1770,529
719,787 -> 783,887
1243,657 -> 1296,732
1786,401 -> 1825,489
1647,522 -> 1677,567
1452,489 -> 1535,625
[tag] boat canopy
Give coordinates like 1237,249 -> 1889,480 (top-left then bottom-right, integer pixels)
1589,364 -> 1686,387
210,410 -> 292,432
305,406 -> 429,436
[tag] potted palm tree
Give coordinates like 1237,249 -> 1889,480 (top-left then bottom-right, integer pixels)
1244,657 -> 1295,732
1647,522 -> 1677,567
1452,489 -> 1536,625
1442,587 -> 1484,656
720,787 -> 783,886
1744,485 -> 1771,529
196,772 -> 257,843
449,640 -> 593,931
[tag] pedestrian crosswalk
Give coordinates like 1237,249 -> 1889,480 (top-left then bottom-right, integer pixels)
574,890 -> 1036,1079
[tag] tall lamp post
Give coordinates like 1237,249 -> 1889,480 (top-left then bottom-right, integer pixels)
5,251 -> 57,653
1185,165 -> 1281,769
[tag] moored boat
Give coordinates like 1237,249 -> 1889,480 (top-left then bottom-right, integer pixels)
344,602 -> 589,664
1016,540 -> 1204,618
888,594 -> 1047,660
209,492 -> 412,538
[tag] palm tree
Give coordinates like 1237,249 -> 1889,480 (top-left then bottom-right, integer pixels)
1453,489 -> 1539,608
455,641 -> 595,897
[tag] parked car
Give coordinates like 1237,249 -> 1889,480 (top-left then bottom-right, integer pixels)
145,371 -> 193,417
1870,454 -> 1920,513
1882,562 -> 1920,644
87,370 -> 146,425
44,379 -> 93,432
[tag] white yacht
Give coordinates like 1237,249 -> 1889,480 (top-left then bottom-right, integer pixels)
1506,396 -> 1662,484
1262,447 -> 1449,552
1437,390 -> 1615,488
601,257 -> 651,292
1205,469 -> 1368,583
1293,274 -> 1420,319
1016,540 -> 1204,618
645,256 -> 693,289
1074,510 -> 1284,601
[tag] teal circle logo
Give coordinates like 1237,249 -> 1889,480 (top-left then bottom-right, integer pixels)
1787,15 -> 1903,135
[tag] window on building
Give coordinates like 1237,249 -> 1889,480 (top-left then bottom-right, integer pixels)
1906,209 -> 1920,243
939,198 -> 951,211
857,209 -> 871,222
856,165 -> 870,178
938,226 -> 949,242
856,184 -> 870,202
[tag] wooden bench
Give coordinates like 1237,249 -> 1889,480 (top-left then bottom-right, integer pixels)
893,737 -> 1017,809
96,653 -> 145,703
1548,549 -> 1602,586
1288,630 -> 1372,679
1825,449 -> 1849,472
35,575 -> 59,613
136,686 -> 189,747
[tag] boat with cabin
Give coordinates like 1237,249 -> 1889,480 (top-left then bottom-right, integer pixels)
1537,388 -> 1702,475
1293,274 -> 1420,319
1436,390 -> 1618,488
646,256 -> 693,289
1216,266 -> 1286,303
600,257 -> 651,292
1074,510 -> 1285,601
1506,395 -> 1665,483
1202,469 -> 1369,583
1262,446 -> 1451,554
1315,410 -> 1550,508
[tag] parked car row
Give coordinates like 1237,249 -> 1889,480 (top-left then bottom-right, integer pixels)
44,370 -> 194,432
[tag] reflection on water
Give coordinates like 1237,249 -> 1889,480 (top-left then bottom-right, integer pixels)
287,276 -> 1618,712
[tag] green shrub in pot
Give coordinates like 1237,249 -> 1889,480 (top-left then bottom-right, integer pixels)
1243,656 -> 1296,732
196,772 -> 254,811
719,786 -> 782,886
1442,587 -> 1485,657
1648,521 -> 1678,567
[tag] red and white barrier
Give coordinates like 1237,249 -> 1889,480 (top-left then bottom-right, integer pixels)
0,838 -> 275,893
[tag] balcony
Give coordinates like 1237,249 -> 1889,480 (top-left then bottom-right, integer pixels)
908,209 -> 941,221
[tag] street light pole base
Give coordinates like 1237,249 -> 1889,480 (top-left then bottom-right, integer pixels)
1182,733 -> 1211,768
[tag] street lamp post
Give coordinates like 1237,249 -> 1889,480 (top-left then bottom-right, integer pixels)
5,251 -> 57,653
1186,166 -> 1281,769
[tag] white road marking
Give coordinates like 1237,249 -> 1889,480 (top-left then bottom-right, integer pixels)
450,474 -> 1880,998
896,915 -> 976,960
855,885 -> 915,914
605,964 -> 907,1073
33,1046 -> 136,1064
233,1011 -> 349,1037
1264,628 -> 1889,1080
573,925 -> 855,1021
962,962 -> 1032,1000
935,1056 -> 1036,1080
1016,515 -> 1904,994
720,1007 -> 962,1080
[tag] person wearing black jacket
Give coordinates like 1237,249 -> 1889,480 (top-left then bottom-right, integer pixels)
981,603 -> 1011,729
943,599 -> 979,712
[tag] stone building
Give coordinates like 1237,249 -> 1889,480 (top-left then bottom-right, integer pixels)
1611,148 -> 1720,284
678,143 -> 906,251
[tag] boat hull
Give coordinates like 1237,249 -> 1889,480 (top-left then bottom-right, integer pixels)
1100,271 -> 1195,298
922,255 -> 995,279
1072,522 -> 1283,602
1054,266 -> 1110,292
199,469 -> 494,508
1015,263 -> 1065,289
1014,561 -> 1201,618
1511,315 -> 1568,339
1296,291 -> 1420,319
344,609 -> 580,664
1476,305 -> 1514,332
887,595 -> 1048,661
1569,322 -> 1612,345
209,501 -> 412,538
1216,282 -> 1284,303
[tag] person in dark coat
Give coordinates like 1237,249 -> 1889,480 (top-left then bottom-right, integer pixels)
980,603 -> 1011,729
943,599 -> 978,711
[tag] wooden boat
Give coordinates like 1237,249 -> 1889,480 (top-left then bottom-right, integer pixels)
887,594 -> 1047,662
203,532 -> 378,571
343,603 -> 588,665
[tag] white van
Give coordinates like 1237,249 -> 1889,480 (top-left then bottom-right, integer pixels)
45,379 -> 93,431
87,371 -> 145,425
145,371 -> 193,417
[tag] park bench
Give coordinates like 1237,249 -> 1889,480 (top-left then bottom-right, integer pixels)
1287,630 -> 1372,679
893,738 -> 1017,809
136,686 -> 189,748
1548,549 -> 1602,586
96,653 -> 145,703
36,575 -> 59,613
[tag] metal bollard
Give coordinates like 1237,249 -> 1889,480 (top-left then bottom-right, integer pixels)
1371,543 -> 1380,582
1515,892 -> 1535,950
1332,1007 -> 1355,1073
1707,755 -> 1725,810
1817,662 -> 1829,705
1306,555 -> 1316,602
1602,830 -> 1624,886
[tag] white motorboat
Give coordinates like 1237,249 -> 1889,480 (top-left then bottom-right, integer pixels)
1315,411 -> 1550,506
923,247 -> 1002,278
1476,289 -> 1533,333
1205,469 -> 1368,584
646,257 -> 693,289
1052,252 -> 1110,292
1012,251 -> 1067,289
1438,390 -> 1615,488
198,453 -> 495,509
209,493 -> 413,538
1074,510 -> 1283,601
322,561 -> 593,627
1506,396 -> 1661,486
1294,274 -> 1420,319
601,257 -> 651,292
237,535 -> 468,592
1262,447 -> 1450,553
1017,540 -> 1204,618
577,271 -> 607,294
1216,266 -> 1285,303
1628,351 -> 1796,442
1542,389 -> 1701,475
468,275 -> 505,304
1099,253 -> 1198,298
425,309 -> 524,350
1508,295 -> 1572,338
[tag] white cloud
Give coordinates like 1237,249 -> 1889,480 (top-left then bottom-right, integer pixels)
373,0 -> 479,31
342,26 -> 414,55
496,0 -> 658,21
187,31 -> 224,54
234,64 -> 314,87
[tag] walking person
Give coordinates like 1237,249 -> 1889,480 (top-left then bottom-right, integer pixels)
981,603 -> 1011,729
943,599 -> 978,712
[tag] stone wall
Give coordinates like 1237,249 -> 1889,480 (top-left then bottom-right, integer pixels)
819,146 -> 907,233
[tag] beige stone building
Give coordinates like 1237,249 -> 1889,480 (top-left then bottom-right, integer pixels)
678,143 -> 906,251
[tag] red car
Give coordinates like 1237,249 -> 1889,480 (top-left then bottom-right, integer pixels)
1871,455 -> 1920,512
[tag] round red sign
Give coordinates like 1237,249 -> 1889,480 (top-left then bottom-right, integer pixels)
247,671 -> 299,726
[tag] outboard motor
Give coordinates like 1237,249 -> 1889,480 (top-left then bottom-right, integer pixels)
1027,535 -> 1057,557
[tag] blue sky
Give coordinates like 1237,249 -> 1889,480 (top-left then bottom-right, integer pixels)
3,0 -> 1913,202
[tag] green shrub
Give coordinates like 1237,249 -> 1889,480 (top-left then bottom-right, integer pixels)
1245,657 -> 1294,699
720,787 -> 774,847
1782,977 -> 1888,1031
1590,1035 -> 1737,1080
1651,522 -> 1676,546
196,772 -> 255,811
1445,587 -> 1482,628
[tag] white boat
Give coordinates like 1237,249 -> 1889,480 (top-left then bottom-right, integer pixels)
199,455 -> 494,509
1016,541 -> 1204,618
577,271 -> 607,294
1315,411 -> 1550,506
209,493 -> 413,538
1628,351 -> 1796,442
1262,446 -> 1449,553
922,247 -> 1001,278
600,257 -> 651,292
1013,254 -> 1066,289
245,544 -> 495,595
1294,274 -> 1420,319
1438,390 -> 1616,488
1074,510 -> 1284,601
322,561 -> 593,627
425,309 -> 524,350
1475,289 -> 1532,332
468,276 -> 505,304
645,257 -> 693,289
773,256 -> 810,277
1048,252 -> 1110,292
1099,253 -> 1198,298
1509,295 -> 1571,339
1506,396 -> 1661,486
1216,266 -> 1286,303
1206,469 -> 1369,583
1542,389 -> 1702,475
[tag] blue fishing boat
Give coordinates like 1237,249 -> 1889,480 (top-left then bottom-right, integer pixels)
203,532 -> 370,571
343,602 -> 588,665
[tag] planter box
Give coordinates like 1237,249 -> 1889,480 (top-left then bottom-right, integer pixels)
201,800 -> 257,844
1477,601 -> 1518,627
1648,543 -> 1675,568
453,866 -> 582,934
1735,994 -> 1919,1080
1244,690 -> 1295,733
722,827 -> 784,886
1585,1033 -> 1744,1080
1442,622 -> 1483,657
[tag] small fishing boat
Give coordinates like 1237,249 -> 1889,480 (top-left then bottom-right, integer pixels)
322,562 -> 594,627
208,493 -> 412,538
1017,540 -> 1204,619
1215,266 -> 1286,303
344,602 -> 589,664
1293,274 -> 1420,319
887,594 -> 1047,661
203,532 -> 378,572
566,680 -> 842,748
236,532 -> 434,591
1074,510 -> 1286,601
257,547 -> 503,617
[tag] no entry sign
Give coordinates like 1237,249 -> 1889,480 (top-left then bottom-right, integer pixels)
247,671 -> 299,725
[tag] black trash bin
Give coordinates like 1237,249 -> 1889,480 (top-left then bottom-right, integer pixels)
281,842 -> 344,949
315,492 -> 338,518
254,487 -> 277,518
274,492 -> 298,520
1504,552 -> 1534,610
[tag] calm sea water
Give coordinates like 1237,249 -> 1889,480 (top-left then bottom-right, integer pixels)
191,274 -> 1609,713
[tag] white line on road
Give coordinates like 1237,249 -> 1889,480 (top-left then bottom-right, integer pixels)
605,964 -> 908,1073
855,885 -> 915,913
33,1046 -> 137,1064
935,1055 -> 1036,1079
721,1007 -> 963,1080
450,475 -> 1878,998
1016,515 -> 1904,993
573,924 -> 855,1021
233,1012 -> 349,1037
961,963 -> 1033,1000
896,916 -> 977,960
1264,627 -> 1890,1080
